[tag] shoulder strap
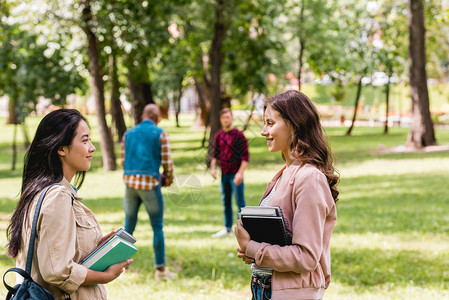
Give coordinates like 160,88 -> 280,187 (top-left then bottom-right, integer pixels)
3,267 -> 32,294
25,184 -> 57,273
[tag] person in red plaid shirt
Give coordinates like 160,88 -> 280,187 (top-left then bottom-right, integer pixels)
121,104 -> 177,280
211,108 -> 249,238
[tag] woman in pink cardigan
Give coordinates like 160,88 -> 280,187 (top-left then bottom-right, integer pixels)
235,90 -> 339,300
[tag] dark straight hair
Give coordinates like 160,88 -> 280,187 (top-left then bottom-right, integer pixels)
7,109 -> 88,257
264,90 -> 339,202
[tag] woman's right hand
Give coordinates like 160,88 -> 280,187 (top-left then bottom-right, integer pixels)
103,259 -> 133,282
82,259 -> 133,286
236,247 -> 254,264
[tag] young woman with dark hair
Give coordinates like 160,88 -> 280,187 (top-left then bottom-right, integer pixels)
7,109 -> 132,299
235,90 -> 339,300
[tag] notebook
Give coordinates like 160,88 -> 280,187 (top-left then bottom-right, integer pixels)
80,229 -> 137,271
239,206 -> 291,246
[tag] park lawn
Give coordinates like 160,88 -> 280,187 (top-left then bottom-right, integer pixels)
1,115 -> 449,299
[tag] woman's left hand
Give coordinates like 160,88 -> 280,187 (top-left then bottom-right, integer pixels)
234,220 -> 250,252
97,231 -> 115,246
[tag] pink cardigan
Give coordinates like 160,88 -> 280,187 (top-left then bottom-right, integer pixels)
245,161 -> 337,300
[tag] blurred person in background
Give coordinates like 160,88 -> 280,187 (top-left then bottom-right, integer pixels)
211,108 -> 249,238
121,104 -> 176,280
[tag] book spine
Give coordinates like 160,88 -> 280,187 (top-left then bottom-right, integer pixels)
278,208 -> 292,245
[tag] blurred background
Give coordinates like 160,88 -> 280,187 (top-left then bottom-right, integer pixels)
1,1 -> 449,299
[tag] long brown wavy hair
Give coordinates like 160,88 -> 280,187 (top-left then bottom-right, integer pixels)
265,90 -> 339,202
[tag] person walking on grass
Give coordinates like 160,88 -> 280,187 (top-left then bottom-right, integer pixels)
235,90 -> 339,300
121,104 -> 177,280
7,109 -> 132,299
211,107 -> 249,238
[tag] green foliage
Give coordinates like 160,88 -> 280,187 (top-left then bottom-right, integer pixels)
222,0 -> 287,97
2,0 -> 449,121
424,0 -> 449,80
0,20 -> 86,121
374,0 -> 408,80
329,80 -> 347,103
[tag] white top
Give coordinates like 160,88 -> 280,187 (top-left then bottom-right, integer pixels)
251,177 -> 281,276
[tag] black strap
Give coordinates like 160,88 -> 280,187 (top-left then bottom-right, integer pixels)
3,267 -> 32,293
25,185 -> 57,274
4,184 -> 73,300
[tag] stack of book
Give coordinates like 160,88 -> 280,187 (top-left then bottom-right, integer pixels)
239,206 -> 291,246
80,228 -> 138,272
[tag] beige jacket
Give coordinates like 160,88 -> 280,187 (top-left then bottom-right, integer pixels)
246,162 -> 337,300
16,178 -> 107,299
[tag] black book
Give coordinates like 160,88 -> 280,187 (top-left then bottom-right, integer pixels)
239,206 -> 291,246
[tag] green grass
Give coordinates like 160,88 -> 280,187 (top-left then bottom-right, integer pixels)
1,114 -> 449,299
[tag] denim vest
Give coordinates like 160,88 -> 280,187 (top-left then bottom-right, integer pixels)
123,120 -> 163,180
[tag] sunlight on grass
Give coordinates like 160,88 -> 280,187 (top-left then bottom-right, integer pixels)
333,232 -> 449,253
327,282 -> 449,300
341,157 -> 449,177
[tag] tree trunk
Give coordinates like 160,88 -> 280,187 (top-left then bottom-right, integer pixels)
174,75 -> 183,128
12,124 -> 17,171
127,75 -> 154,125
406,0 -> 435,147
383,72 -> 391,134
345,77 -> 363,136
81,0 -> 117,171
7,91 -> 18,125
142,83 -> 154,104
243,92 -> 257,132
297,0 -> 306,91
193,77 -> 210,128
21,120 -> 30,148
127,74 -> 145,125
207,0 -> 225,166
298,39 -> 305,91
109,53 -> 127,142
202,113 -> 210,148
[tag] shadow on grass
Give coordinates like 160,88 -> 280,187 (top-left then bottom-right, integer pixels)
0,169 -> 22,180
332,247 -> 449,289
82,197 -> 123,213
126,242 -> 250,289
336,172 -> 449,235
80,169 -> 449,237
0,197 -> 19,214
125,238 -> 449,291
335,148 -> 449,166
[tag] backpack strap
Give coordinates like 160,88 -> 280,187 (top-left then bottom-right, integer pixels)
2,267 -> 32,293
3,184 -> 74,300
25,184 -> 57,274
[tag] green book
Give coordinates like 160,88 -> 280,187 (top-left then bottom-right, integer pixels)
81,236 -> 138,272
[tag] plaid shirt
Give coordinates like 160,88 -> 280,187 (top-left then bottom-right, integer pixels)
213,128 -> 249,174
121,131 -> 174,191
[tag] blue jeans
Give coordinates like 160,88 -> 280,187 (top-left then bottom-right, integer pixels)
251,273 -> 272,300
123,186 -> 165,268
221,173 -> 246,230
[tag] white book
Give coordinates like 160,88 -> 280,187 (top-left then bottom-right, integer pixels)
239,206 -> 281,217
